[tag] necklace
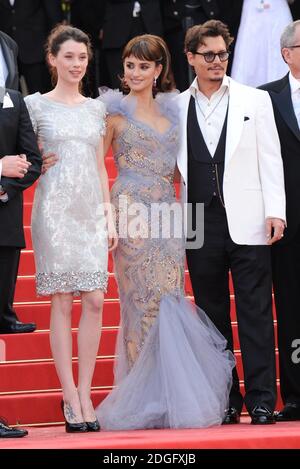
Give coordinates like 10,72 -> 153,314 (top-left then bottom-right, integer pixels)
195,87 -> 228,122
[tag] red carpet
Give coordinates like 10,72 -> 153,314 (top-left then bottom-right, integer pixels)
0,418 -> 300,449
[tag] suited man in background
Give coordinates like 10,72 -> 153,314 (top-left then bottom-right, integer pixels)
102,0 -> 163,88
69,0 -> 107,96
0,86 -> 41,334
177,20 -> 286,424
0,0 -> 62,94
0,30 -> 18,90
260,20 -> 300,422
290,0 -> 300,20
161,1 -> 241,91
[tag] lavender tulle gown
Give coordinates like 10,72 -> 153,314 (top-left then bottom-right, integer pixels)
96,90 -> 235,430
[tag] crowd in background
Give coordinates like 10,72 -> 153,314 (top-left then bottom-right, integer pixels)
1,1 -> 300,97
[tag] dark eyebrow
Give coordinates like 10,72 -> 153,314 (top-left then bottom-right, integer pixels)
201,50 -> 227,54
125,60 -> 151,65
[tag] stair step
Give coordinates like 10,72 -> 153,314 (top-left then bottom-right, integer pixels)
0,351 -> 279,394
0,358 -> 114,393
0,322 -> 277,362
13,300 -> 279,348
14,300 -> 120,330
0,382 -> 284,427
19,248 -> 115,274
0,389 -> 108,426
0,328 -> 117,361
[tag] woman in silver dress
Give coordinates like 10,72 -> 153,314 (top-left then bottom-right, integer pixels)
25,25 -> 117,432
96,35 -> 235,430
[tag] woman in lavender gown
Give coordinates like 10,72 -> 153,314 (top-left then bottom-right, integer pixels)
96,35 -> 235,430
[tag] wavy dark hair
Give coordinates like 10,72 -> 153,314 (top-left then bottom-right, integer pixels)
45,24 -> 92,88
121,34 -> 176,95
184,20 -> 233,54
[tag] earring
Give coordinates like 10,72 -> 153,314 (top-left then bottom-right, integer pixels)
153,76 -> 157,87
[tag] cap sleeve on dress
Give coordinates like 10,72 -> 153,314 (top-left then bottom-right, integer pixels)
97,87 -> 136,119
24,93 -> 39,134
94,99 -> 107,137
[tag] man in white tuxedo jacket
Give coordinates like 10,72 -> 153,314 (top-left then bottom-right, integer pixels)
177,20 -> 286,425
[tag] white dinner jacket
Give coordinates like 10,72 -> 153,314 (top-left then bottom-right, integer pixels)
176,77 -> 286,245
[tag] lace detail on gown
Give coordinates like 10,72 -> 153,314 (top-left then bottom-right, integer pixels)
95,89 -> 235,429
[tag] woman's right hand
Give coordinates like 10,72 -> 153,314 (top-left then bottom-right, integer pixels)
41,151 -> 59,174
107,220 -> 118,252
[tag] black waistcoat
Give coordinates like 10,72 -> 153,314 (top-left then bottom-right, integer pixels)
187,95 -> 228,206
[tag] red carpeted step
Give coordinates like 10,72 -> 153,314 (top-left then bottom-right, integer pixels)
24,228 -> 32,249
9,296 -> 280,351
0,358 -> 114,393
0,322 -> 278,363
0,389 -> 108,426
14,294 -> 275,332
19,248 -> 115,275
0,382 -> 283,427
14,300 -> 120,330
0,328 -> 117,361
19,250 -> 35,274
0,351 -> 279,394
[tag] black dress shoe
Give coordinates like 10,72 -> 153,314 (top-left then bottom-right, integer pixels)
86,419 -> 101,432
61,400 -> 88,433
0,321 -> 36,334
222,407 -> 240,424
0,419 -> 28,438
250,405 -> 276,425
275,403 -> 300,422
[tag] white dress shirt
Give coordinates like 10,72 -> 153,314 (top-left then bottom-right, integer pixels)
289,71 -> 300,130
189,75 -> 230,157
0,44 -> 8,88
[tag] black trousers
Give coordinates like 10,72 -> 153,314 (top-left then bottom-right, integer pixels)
0,247 -> 20,328
186,198 -> 277,413
272,226 -> 300,405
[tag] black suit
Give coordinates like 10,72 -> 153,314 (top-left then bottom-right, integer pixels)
0,0 -> 62,93
0,30 -> 18,90
290,0 -> 300,20
70,0 -> 107,96
160,1 -> 241,90
102,0 -> 163,88
260,74 -> 300,405
0,89 -> 41,329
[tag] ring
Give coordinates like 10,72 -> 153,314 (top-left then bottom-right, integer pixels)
281,234 -> 284,238
22,169 -> 27,174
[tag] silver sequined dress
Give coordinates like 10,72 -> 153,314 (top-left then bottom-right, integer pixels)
25,93 -> 108,296
96,90 -> 235,430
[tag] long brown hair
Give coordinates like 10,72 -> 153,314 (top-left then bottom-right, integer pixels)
45,24 -> 92,88
121,34 -> 175,95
